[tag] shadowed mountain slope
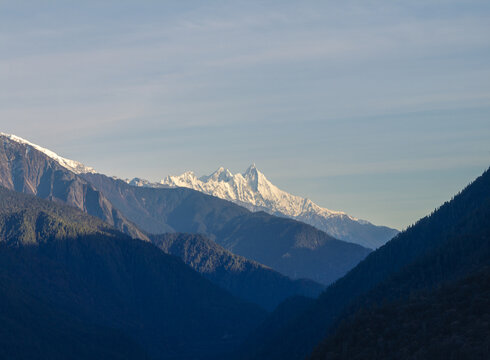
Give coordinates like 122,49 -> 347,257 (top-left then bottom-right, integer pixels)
238,295 -> 317,357
0,133 -> 147,240
309,266 -> 490,360
0,274 -> 148,360
150,233 -> 324,310
0,187 -> 266,360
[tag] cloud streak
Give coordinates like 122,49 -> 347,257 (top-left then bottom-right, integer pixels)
1,1 -> 489,228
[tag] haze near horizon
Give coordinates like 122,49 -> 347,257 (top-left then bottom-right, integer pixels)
1,1 -> 489,229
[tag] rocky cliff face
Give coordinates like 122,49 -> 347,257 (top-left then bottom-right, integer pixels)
0,133 -> 147,241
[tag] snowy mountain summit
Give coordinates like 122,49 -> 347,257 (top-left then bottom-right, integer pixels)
162,164 -> 346,217
156,165 -> 398,249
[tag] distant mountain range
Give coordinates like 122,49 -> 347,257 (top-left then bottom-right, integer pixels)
129,165 -> 398,249
85,172 -> 371,285
0,132 -> 369,286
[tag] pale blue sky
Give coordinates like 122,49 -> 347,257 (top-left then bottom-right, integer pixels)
1,1 -> 489,229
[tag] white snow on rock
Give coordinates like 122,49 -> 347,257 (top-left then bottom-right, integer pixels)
0,132 -> 96,175
131,164 -> 399,248
162,164 -> 348,218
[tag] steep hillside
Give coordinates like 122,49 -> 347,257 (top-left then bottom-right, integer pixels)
0,187 -> 266,359
238,295 -> 316,358
310,267 -> 490,360
0,133 -> 147,240
0,274 -> 148,360
151,233 -> 324,310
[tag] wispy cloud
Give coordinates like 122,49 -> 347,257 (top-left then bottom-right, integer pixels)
1,1 -> 489,228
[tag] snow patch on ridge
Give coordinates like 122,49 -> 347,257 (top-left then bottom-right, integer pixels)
0,132 -> 96,175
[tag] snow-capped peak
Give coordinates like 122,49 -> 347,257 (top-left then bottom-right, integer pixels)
200,167 -> 233,182
244,163 -> 257,175
161,164 -> 349,218
127,177 -> 153,187
135,164 -> 399,248
161,170 -> 199,188
0,132 -> 96,175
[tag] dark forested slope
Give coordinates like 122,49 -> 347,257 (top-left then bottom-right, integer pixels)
0,274 -> 148,360
0,187 -> 266,360
151,233 -> 324,310
310,267 -> 490,360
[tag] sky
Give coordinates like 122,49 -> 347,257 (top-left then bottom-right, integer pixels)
1,1 -> 489,230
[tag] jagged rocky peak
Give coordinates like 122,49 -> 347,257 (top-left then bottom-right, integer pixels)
0,132 -> 96,175
244,163 -> 258,176
161,170 -> 198,187
200,166 -> 233,182
242,163 -> 261,190
127,177 -> 152,187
